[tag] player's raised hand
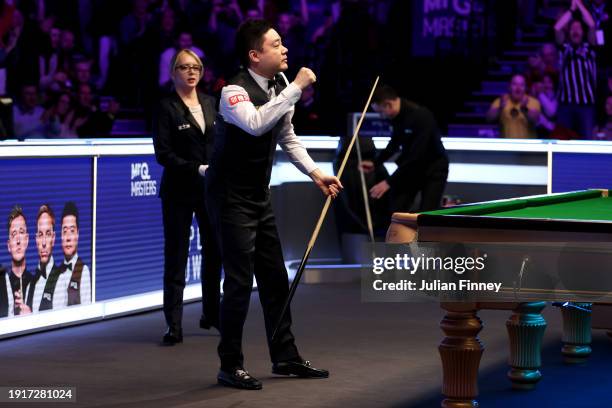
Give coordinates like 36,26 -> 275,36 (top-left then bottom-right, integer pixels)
293,68 -> 317,90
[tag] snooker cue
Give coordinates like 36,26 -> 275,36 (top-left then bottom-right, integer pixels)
354,128 -> 375,244
271,76 -> 380,342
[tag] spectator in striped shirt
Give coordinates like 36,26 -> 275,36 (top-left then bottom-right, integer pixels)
554,0 -> 598,138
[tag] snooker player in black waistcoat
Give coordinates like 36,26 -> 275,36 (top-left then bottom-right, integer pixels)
206,19 -> 342,390
153,49 -> 223,345
2,205 -> 33,317
26,205 -> 64,313
361,85 -> 449,214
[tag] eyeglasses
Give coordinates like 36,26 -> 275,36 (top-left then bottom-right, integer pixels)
176,64 -> 203,73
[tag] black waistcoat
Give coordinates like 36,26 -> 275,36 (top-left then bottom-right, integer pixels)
210,70 -> 287,191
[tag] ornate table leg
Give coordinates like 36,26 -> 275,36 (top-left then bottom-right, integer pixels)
561,302 -> 592,363
439,304 -> 484,408
506,301 -> 547,390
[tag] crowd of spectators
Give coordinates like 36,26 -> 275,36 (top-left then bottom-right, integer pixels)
489,0 -> 612,140
0,0 -> 389,140
1,0 -> 610,141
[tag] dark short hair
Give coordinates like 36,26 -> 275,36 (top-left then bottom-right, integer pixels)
235,19 -> 273,67
61,201 -> 79,229
373,85 -> 399,104
37,204 -> 56,229
7,205 -> 26,235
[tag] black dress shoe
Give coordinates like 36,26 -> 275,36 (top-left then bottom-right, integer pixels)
272,359 -> 329,378
161,328 -> 183,345
217,368 -> 262,390
199,316 -> 219,331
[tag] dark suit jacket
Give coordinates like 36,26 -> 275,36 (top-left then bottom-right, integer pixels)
152,91 -> 216,202
373,98 -> 448,189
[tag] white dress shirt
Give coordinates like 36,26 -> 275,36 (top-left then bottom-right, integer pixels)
188,104 -> 206,134
219,69 -> 318,176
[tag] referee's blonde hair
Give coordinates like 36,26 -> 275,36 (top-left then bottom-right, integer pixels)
170,49 -> 203,75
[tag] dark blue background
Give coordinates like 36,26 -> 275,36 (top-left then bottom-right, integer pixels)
95,155 -> 201,301
552,152 -> 612,193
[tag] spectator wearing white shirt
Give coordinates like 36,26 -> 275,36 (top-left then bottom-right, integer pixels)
536,73 -> 559,137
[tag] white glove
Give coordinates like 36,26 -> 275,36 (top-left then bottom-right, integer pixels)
198,164 -> 209,177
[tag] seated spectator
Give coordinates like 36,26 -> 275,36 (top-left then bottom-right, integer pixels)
527,43 -> 560,90
554,0 -> 597,138
277,12 -> 307,78
41,70 -> 72,95
57,30 -> 77,74
13,84 -> 45,139
2,8 -> 25,96
71,59 -> 98,92
535,73 -> 559,137
38,24 -> 61,90
119,0 -> 152,49
158,32 -> 204,88
245,8 -> 262,20
593,94 -> 612,139
198,64 -> 225,100
64,83 -> 118,138
486,74 -> 541,138
541,43 -> 559,74
207,0 -> 243,72
41,92 -> 73,138
152,7 -> 177,53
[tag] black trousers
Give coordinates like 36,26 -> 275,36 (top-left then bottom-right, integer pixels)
390,167 -> 448,213
162,197 -> 222,331
206,186 -> 299,371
